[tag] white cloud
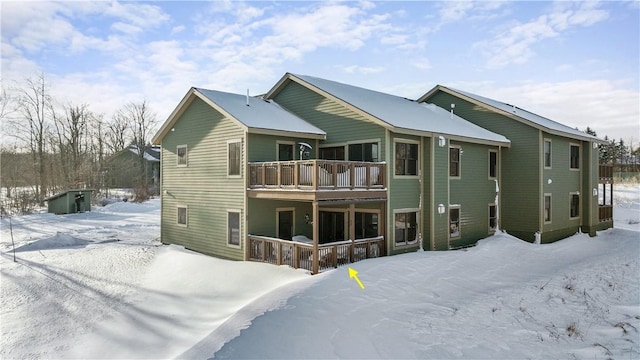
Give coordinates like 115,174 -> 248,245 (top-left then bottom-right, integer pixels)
476,1 -> 610,68
341,65 -> 385,74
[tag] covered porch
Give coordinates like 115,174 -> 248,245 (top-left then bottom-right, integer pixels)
246,159 -> 388,274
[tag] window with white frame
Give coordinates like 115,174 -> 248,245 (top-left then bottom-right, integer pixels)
449,147 -> 461,177
544,139 -> 552,168
449,206 -> 461,239
394,211 -> 417,245
489,204 -> 497,233
228,211 -> 241,246
489,150 -> 497,179
395,142 -> 418,176
228,140 -> 242,176
570,193 -> 580,218
177,206 -> 187,226
177,145 -> 188,166
570,144 -> 580,170
544,194 -> 552,223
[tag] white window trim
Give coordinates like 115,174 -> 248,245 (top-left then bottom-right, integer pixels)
488,149 -> 498,180
177,205 -> 188,227
227,209 -> 242,249
227,139 -> 243,178
177,144 -> 188,167
276,141 -> 296,161
569,192 -> 581,220
544,139 -> 552,169
393,208 -> 420,247
544,193 -> 552,224
569,143 -> 581,171
449,204 -> 461,240
393,139 -> 420,179
449,145 -> 462,179
276,207 -> 296,239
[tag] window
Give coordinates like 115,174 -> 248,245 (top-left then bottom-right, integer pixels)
355,212 -> 379,239
177,145 -> 187,166
449,207 -> 460,239
349,142 -> 379,162
544,194 -> 552,223
449,147 -> 461,177
489,150 -> 497,178
319,146 -> 345,160
177,206 -> 187,226
395,142 -> 418,176
228,140 -> 241,176
278,143 -> 294,161
544,139 -> 552,168
570,144 -> 580,169
570,193 -> 580,218
489,204 -> 497,232
395,211 -> 417,245
228,211 -> 240,246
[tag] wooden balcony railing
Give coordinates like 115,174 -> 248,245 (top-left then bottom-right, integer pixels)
247,235 -> 386,274
599,164 -> 613,182
248,160 -> 385,190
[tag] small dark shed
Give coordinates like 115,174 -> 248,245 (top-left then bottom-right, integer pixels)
46,189 -> 94,214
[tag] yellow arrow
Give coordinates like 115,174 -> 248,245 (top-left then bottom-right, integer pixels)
348,267 -> 365,289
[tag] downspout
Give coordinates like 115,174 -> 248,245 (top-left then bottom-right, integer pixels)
418,136 -> 424,251
244,130 -> 249,261
430,135 -> 435,250
538,130 -> 544,240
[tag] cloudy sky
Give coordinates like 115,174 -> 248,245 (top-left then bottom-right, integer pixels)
2,1 -> 638,142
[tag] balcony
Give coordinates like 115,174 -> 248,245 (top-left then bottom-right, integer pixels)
248,160 -> 387,201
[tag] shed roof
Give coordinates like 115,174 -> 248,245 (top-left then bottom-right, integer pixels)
419,86 -> 601,142
152,87 -> 326,144
45,189 -> 94,201
268,74 -> 510,147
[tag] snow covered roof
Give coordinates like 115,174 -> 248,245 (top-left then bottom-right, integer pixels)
269,74 -> 510,146
128,145 -> 160,162
151,87 -> 326,144
194,88 -> 326,139
420,86 -> 601,142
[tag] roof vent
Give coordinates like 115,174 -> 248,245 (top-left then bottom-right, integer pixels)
450,103 -> 455,119
246,89 -> 250,106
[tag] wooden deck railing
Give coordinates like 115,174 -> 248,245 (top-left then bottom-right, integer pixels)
247,235 -> 386,274
598,205 -> 613,221
248,160 -> 385,190
599,164 -> 613,181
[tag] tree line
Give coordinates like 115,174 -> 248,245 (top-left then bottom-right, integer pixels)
585,127 -> 640,170
1,74 -> 158,214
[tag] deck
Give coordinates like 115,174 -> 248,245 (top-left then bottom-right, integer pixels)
248,235 -> 385,273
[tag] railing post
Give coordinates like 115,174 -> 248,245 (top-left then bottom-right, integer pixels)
293,244 -> 299,269
312,201 -> 319,275
312,161 -> 318,191
332,245 -> 337,268
277,163 -> 282,187
276,241 -> 281,265
350,162 -> 355,189
261,238 -> 266,261
294,162 -> 299,189
261,163 -> 266,187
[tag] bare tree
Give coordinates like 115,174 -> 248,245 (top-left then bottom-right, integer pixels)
11,74 -> 53,205
115,100 -> 158,201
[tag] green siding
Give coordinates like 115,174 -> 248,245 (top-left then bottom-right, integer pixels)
432,138 -> 451,250
427,90 -> 603,243
273,81 -> 386,159
449,141 -> 499,248
248,134 -> 317,161
429,92 -> 540,240
388,133 -> 421,255
160,97 -> 245,260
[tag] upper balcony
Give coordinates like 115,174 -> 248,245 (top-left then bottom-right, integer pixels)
247,160 -> 387,201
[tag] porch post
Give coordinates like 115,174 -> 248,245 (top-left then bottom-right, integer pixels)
312,201 -> 319,274
349,203 -> 355,262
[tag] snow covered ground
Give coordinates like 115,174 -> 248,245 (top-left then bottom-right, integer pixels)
1,185 -> 638,359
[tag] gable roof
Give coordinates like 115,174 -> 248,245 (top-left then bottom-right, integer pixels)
128,145 -> 160,161
152,87 -> 326,144
419,85 -> 601,143
266,73 -> 510,147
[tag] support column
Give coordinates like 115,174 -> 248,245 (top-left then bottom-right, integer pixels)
312,201 -> 319,274
349,203 -> 356,262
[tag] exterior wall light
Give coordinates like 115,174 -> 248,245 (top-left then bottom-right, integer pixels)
593,188 -> 598,196
438,136 -> 446,147
437,204 -> 446,215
